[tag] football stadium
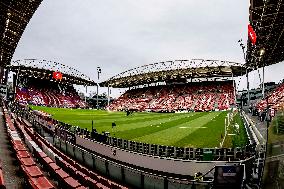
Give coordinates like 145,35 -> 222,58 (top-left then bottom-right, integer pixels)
0,1 -> 284,189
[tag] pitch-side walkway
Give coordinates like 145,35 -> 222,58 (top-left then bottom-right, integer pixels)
0,107 -> 25,188
247,113 -> 267,141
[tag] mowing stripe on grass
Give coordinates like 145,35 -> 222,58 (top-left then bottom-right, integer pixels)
113,112 -> 207,140
89,112 -> 184,125
173,111 -> 227,148
51,111 -> 157,121
31,105 -> 179,123
59,112 -> 176,125
62,113 -> 197,132
97,113 -> 197,133
132,111 -> 221,145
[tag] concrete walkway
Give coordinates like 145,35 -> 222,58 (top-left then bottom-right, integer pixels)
247,113 -> 268,141
0,108 -> 25,188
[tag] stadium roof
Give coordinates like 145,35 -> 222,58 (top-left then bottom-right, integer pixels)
100,59 -> 245,88
0,0 -> 42,66
246,0 -> 284,68
8,59 -> 96,86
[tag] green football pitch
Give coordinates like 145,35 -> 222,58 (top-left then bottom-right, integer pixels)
30,106 -> 242,148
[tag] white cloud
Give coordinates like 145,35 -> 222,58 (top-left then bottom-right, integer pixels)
13,0 -> 284,97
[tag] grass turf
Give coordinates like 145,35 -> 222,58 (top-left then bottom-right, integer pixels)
222,112 -> 248,148
30,105 -> 231,148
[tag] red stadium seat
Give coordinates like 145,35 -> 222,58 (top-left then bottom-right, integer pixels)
14,143 -> 27,151
76,186 -> 88,189
22,165 -> 44,178
29,176 -> 55,189
48,163 -> 60,171
42,157 -> 53,165
38,152 -> 48,159
64,177 -> 81,188
0,161 -> 5,188
96,182 -> 111,189
19,157 -> 36,167
55,169 -> 69,179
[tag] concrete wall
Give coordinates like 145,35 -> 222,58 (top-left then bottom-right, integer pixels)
76,136 -> 240,176
55,137 -> 213,189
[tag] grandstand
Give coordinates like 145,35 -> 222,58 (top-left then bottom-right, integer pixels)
256,81 -> 284,112
102,59 -> 243,113
9,59 -> 95,108
108,81 -> 235,112
15,78 -> 87,108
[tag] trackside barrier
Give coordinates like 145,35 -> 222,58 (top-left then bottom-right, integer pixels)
241,111 -> 258,145
242,111 -> 265,152
80,134 -> 256,161
75,135 -> 243,176
54,137 -> 214,189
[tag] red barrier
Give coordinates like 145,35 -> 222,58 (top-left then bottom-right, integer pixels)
0,160 -> 5,189
2,105 -> 55,189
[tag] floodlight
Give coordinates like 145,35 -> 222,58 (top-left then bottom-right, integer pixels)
260,48 -> 265,56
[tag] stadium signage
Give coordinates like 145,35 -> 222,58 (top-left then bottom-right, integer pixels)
53,71 -> 63,80
248,24 -> 257,45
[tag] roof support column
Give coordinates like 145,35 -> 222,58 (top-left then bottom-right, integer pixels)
262,65 -> 265,98
0,66 -> 4,84
96,67 -> 101,109
107,84 -> 110,107
13,67 -> 21,101
231,72 -> 236,106
246,68 -> 250,107
85,85 -> 87,103
3,67 -> 9,84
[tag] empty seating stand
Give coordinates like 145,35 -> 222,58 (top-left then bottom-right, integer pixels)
15,79 -> 87,108
108,81 -> 235,112
11,114 -> 87,189
256,82 -> 284,112
11,109 -> 127,189
2,104 -> 55,189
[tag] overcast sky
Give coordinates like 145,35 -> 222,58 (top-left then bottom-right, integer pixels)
13,0 -> 284,97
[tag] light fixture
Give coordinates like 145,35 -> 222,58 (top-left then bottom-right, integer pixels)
260,48 -> 265,56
